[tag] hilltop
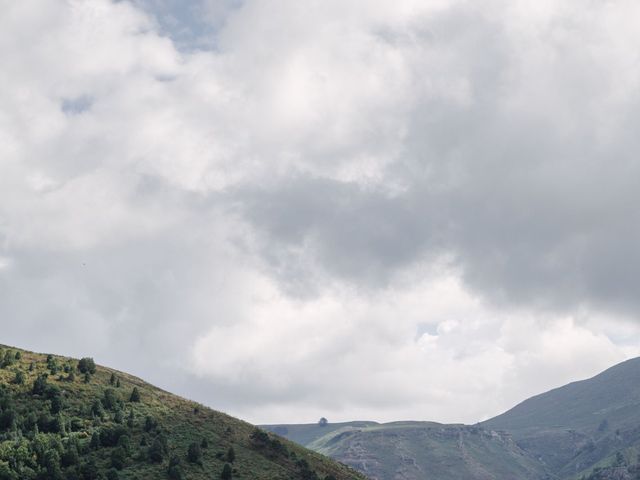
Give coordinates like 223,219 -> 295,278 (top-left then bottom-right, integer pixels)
266,357 -> 640,480
0,344 -> 366,480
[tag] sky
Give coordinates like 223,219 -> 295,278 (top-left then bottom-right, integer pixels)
2,0 -> 640,425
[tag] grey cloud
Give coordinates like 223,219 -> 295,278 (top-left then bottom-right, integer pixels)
229,2 -> 640,318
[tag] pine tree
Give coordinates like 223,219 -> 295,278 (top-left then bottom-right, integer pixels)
221,463 -> 233,480
129,387 -> 141,403
227,446 -> 236,463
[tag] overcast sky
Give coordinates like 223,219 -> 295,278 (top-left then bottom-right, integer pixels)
2,0 -> 640,425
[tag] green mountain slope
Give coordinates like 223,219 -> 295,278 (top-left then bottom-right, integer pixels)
265,421 -> 548,480
482,358 -> 640,477
0,344 -> 366,480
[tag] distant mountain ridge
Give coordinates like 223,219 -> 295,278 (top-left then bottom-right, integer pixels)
264,357 -> 640,480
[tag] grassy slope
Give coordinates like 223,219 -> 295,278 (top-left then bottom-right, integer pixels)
0,345 -> 367,480
266,421 -> 548,480
482,357 -> 640,477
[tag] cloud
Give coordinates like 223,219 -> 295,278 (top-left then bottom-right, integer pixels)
1,0 -> 640,424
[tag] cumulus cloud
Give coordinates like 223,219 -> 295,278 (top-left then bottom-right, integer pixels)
1,0 -> 640,424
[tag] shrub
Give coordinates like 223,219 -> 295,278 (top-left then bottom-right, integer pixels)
77,357 -> 96,374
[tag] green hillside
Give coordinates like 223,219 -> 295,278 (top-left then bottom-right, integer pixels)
0,344 -> 366,480
482,357 -> 640,477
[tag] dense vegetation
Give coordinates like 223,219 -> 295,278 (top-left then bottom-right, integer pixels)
0,345 -> 365,480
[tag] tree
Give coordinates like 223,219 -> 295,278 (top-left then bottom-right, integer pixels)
110,373 -> 117,386
221,463 -> 233,480
32,374 -> 48,395
77,357 -> 96,374
227,446 -> 236,463
102,388 -> 119,410
168,456 -> 184,480
111,446 -> 127,470
129,387 -> 141,403
148,437 -> 165,463
14,351 -> 21,360
1,351 -> 14,368
106,469 -> 120,480
12,371 -> 24,385
318,417 -> 328,427
90,432 -> 101,450
187,442 -> 202,464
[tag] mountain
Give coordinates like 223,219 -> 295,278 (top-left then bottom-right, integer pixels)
483,357 -> 640,478
0,344 -> 366,480
264,421 -> 549,480
265,357 -> 640,480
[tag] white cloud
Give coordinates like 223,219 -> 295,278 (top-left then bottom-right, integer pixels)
1,0 -> 640,425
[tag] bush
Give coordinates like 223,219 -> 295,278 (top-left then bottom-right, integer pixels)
77,358 -> 96,374
227,446 -> 235,463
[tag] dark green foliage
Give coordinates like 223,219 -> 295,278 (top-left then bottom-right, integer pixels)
148,437 -> 166,463
114,409 -> 124,424
201,437 -> 209,449
12,370 -> 24,385
32,374 -> 48,395
109,373 -> 117,386
129,387 -> 140,403
77,358 -> 96,374
318,417 -> 328,427
102,388 -> 120,411
83,372 -> 91,384
13,351 -> 20,360
90,431 -> 101,450
144,415 -> 158,432
227,446 -> 235,463
106,469 -> 119,480
187,442 -> 202,464
1,351 -> 14,368
168,456 -> 185,480
111,446 -> 127,470
221,463 -> 233,480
